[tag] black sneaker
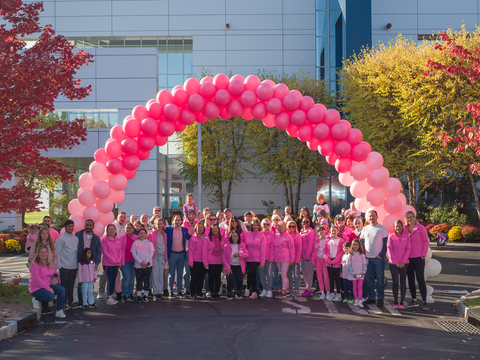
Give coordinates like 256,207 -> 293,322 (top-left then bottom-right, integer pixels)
142,295 -> 149,303
190,294 -> 196,300
41,307 -> 53,315
363,299 -> 376,305
377,299 -> 384,307
153,295 -> 163,301
196,293 -> 205,300
83,305 -> 88,310
169,292 -> 175,299
422,303 -> 429,311
409,300 -> 419,307
184,291 -> 191,296
177,293 -> 185,299
163,289 -> 169,296
89,304 -> 96,309
236,292 -> 243,299
128,295 -> 135,302
136,296 -> 142,303
227,295 -> 233,301
122,295 -> 127,303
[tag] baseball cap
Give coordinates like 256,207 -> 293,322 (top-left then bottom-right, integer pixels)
335,214 -> 345,221
224,208 -> 232,213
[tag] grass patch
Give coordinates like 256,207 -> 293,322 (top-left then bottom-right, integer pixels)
0,285 -> 32,306
24,211 -> 49,225
465,296 -> 480,309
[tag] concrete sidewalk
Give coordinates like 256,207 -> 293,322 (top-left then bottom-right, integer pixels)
430,241 -> 480,251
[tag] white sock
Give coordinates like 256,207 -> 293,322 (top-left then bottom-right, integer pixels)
321,291 -> 325,295
137,291 -> 141,297
327,291 -> 331,295
144,291 -> 149,297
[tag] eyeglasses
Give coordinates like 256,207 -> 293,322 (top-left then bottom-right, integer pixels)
304,221 -> 310,224
154,209 -> 160,212
288,225 -> 296,229
39,244 -> 47,248
209,218 -> 216,221
273,219 -> 280,222
263,223 -> 270,226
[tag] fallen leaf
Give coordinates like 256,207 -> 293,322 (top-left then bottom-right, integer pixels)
73,339 -> 78,342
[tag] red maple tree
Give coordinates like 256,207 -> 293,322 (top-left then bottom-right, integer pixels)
0,0 -> 93,214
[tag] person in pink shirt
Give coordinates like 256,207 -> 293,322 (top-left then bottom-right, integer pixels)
335,214 -> 355,243
224,231 -> 249,300
286,220 -> 302,296
119,223 -> 138,303
26,224 -> 38,255
183,209 -> 199,235
43,216 -> 60,243
299,218 -> 315,297
189,222 -> 207,299
345,215 -> 356,231
131,228 -> 155,303
102,224 -> 123,306
259,218 -> 275,298
324,225 -> 344,301
313,226 -> 330,300
244,218 -> 266,299
271,214 -> 282,233
345,202 -> 361,218
183,194 -> 199,221
203,223 -> 225,299
78,248 -> 97,309
228,217 -> 246,243
347,238 -> 367,307
273,221 -> 294,298
387,220 -> 411,308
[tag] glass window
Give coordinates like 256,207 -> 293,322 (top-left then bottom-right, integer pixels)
184,53 -> 193,74
108,112 -> 118,128
316,179 -> 330,205
169,196 -> 182,209
125,39 -> 141,46
168,142 -> 181,155
331,177 -> 346,214
159,144 -> 167,154
158,53 -> 167,74
108,40 -> 125,47
168,74 -> 184,88
169,181 -> 183,193
316,0 -> 328,10
186,182 -> 194,193
168,156 -> 182,179
168,53 -> 183,73
159,74 -> 167,89
316,11 -> 329,37
172,174 -> 182,180
142,39 -> 158,46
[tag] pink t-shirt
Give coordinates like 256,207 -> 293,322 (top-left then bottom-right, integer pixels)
131,239 -> 154,268
26,234 -> 37,249
29,261 -> 55,293
172,228 -> 184,252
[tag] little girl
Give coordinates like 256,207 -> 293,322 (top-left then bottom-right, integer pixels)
223,231 -> 249,300
313,226 -> 330,300
183,209 -> 198,235
78,248 -> 97,309
347,238 -> 367,307
340,242 -> 353,303
183,194 -> 199,221
26,225 -> 38,253
324,225 -> 344,301
131,229 -> 154,303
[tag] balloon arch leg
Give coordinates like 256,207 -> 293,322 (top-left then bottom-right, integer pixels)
68,73 -> 416,236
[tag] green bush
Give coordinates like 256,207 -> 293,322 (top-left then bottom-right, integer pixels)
425,204 -> 467,227
464,230 -> 480,242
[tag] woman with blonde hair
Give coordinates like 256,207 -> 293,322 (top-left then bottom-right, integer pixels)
273,221 -> 294,298
286,220 -> 302,296
29,228 -> 58,268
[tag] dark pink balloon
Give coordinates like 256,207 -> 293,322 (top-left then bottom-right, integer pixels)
213,73 -> 229,90
283,93 -> 300,111
300,96 -> 315,111
330,123 -> 348,140
172,89 -> 189,107
174,120 -> 187,132
256,83 -> 274,101
315,103 -> 328,112
240,90 -> 257,108
94,149 -> 111,165
242,107 -> 254,120
318,139 -> 334,156
230,74 -> 245,82
351,144 -> 369,162
286,123 -> 298,137
138,135 -> 155,151
361,141 -> 372,152
262,113 -> 276,128
262,79 -> 275,87
290,90 -> 302,99
153,133 -> 168,146
252,102 -> 267,120
266,98 -> 283,115
122,168 -> 136,180
147,102 -> 163,120
184,78 -> 201,95
199,81 -> 216,99
290,110 -> 306,126
159,120 -> 175,137
205,101 -> 220,119
140,118 -> 158,136
200,76 -> 214,84
110,125 -> 129,143
163,103 -> 180,121
196,111 -> 208,124
335,157 -> 352,173
123,119 -> 141,137
244,75 -> 261,92
214,89 -> 231,106
137,149 -> 150,160
228,79 -> 245,97
307,138 -> 321,151
187,94 -> 205,112
105,140 -> 123,158
146,99 -> 156,107
324,109 -> 341,126
219,106 -> 230,120
347,129 -> 363,145
132,105 -> 149,121
297,124 -> 313,142
340,119 -> 352,131
313,123 -> 330,140
274,83 -> 289,100
172,85 -> 183,92
334,140 -> 352,157
228,99 -> 243,117
275,112 -> 290,130
326,153 -> 338,165
123,155 -> 140,171
180,108 -> 196,125
307,107 -> 325,124
121,138 -> 138,155
156,89 -> 173,106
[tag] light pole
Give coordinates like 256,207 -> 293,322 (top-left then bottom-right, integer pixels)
197,123 -> 202,210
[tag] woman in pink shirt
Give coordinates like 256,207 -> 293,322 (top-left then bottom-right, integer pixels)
119,223 -> 138,302
102,224 -> 123,306
244,218 -> 266,299
259,218 -> 275,298
228,217 -> 246,243
203,223 -> 224,299
286,220 -> 302,296
313,226 -> 330,300
224,231 -> 249,300
299,218 -> 315,297
387,220 -> 411,308
189,222 -> 207,299
273,221 -> 294,298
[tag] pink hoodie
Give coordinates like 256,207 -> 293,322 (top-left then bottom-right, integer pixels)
300,227 -> 315,260
273,232 -> 294,263
312,236 -> 328,266
183,219 -> 198,234
147,230 -> 168,260
78,260 -> 97,283
203,234 -> 225,266
244,231 -> 266,265
263,230 -> 275,262
102,236 -> 123,266
119,233 -> 138,265
346,251 -> 367,281
188,235 -> 205,266
223,242 -> 249,273
408,223 -> 429,258
387,231 -> 411,265
29,261 -> 55,293
288,232 -> 302,264
324,237 -> 344,268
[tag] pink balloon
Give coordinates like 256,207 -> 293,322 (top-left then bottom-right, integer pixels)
350,163 -> 369,181
381,166 -> 390,178
283,94 -> 300,111
228,99 -> 244,117
363,152 -> 384,170
262,79 -> 275,88
184,78 -> 201,95
106,158 -> 123,175
172,85 -> 184,92
240,90 -> 257,108
108,173 -> 128,191
315,104 -> 328,112
109,190 -> 125,204
90,162 -> 109,181
355,197 -> 370,213
244,75 -> 261,92
384,196 -> 402,215
300,96 -> 315,111
94,149 -> 111,165
204,101 -> 221,119
163,103 -> 180,121
339,172 -> 355,186
351,144 -> 370,162
147,102 -> 163,119
105,140 -> 123,158
132,105 -> 149,121
146,99 -> 156,108
262,113 -> 276,128
68,199 -> 86,216
366,206 -> 386,223
347,129 -> 363,145
297,124 -> 313,142
187,94 -> 205,112
335,157 -> 352,173
397,192 -> 407,206
180,108 -> 196,125
350,180 -> 370,198
228,79 -> 245,97
219,106 -> 230,120
398,205 -> 416,220
213,73 -> 229,90
367,168 -> 388,189
138,135 -> 155,152
256,83 -> 274,101
266,98 -> 283,115
313,123 -> 330,140
156,89 -> 173,106
93,181 -> 112,199
367,189 -> 386,207
286,124 -> 298,137
242,107 -> 253,120
159,120 -> 175,137
307,138 -> 321,151
122,168 -> 136,180
214,89 -> 231,106
96,198 -> 114,214
110,125 -> 129,143
173,89 -> 189,107
252,102 -> 267,120
383,214 -> 400,233
274,83 -> 289,100
83,206 -> 101,223
289,90 -> 302,99
93,222 -> 105,237
326,153 -> 338,165
137,149 -> 150,161
361,141 -> 372,152
69,215 -> 85,232
330,123 -> 348,140
340,120 -> 352,131
153,133 -> 168,146
334,141 -> 352,157
324,109 -> 340,126
199,81 -> 216,99
123,119 -> 141,138
121,138 -> 139,155
383,178 -> 402,197
200,76 -> 214,84
140,118 -> 158,136
78,172 -> 96,191
318,139 -> 335,156
275,112 -> 290,130
99,211 -> 114,225
123,155 -> 140,171
290,110 -> 307,126
78,189 -> 96,207
307,107 -> 325,124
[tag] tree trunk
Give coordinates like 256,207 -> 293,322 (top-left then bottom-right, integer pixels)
294,172 -> 303,217
216,178 -> 224,210
288,182 -> 295,214
406,172 -> 417,207
226,178 -> 233,208
283,182 -> 290,208
468,171 -> 480,221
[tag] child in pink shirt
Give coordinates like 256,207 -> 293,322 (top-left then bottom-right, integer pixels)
131,228 -> 154,303
183,194 -> 199,221
78,248 -> 97,309
347,238 -> 367,307
341,242 -> 353,303
26,224 -> 38,253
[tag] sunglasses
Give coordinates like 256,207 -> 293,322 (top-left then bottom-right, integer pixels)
263,223 -> 270,226
273,219 -> 280,221
288,225 -> 296,229
209,218 -> 216,221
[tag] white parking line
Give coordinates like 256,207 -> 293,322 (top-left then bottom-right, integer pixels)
366,303 -> 383,315
348,302 -> 369,315
323,300 -> 339,314
383,299 -> 401,316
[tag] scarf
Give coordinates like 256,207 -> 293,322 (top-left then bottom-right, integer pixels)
211,234 -> 222,256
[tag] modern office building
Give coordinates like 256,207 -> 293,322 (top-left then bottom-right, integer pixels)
1,0 -> 479,227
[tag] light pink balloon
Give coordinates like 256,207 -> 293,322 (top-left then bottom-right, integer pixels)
123,119 -> 141,138
228,79 -> 245,97
335,157 -> 352,173
266,98 -> 283,114
244,75 -> 261,92
68,199 -> 86,216
99,211 -> 115,225
334,141 -> 352,157
315,104 -> 328,112
381,166 -> 390,178
105,140 -> 123,158
367,188 -> 386,207
367,168 -> 388,189
366,206 -> 386,223
324,109 -> 340,126
307,107 -> 325,124
313,123 -> 330,140
326,153 -> 338,165
187,94 -> 205,112
330,123 -> 348,140
201,76 -> 214,84
383,214 -> 400,233
252,102 -> 267,120
132,105 -> 149,121
199,81 -> 216,99
109,190 -> 125,204
307,138 -> 321,151
351,144 -> 370,162
230,74 -> 245,82
340,119 -> 352,131
184,78 -> 201,95
78,172 -> 96,191
350,163 -> 369,182
123,155 -> 140,171
204,101 -> 221,119
383,178 -> 402,197
214,89 -> 231,106
397,204 -> 416,219
339,172 -> 355,186
159,120 -> 175,137
228,99 -> 244,117
121,138 -> 139,155
89,162 -> 109,181
262,79 -> 275,88
83,206 -> 101,223
93,222 -> 105,237
69,215 -> 85,232
274,83 -> 289,100
318,139 -> 334,156
384,196 -> 402,214
60,227 -> 65,235
283,93 -> 300,111
297,124 -> 313,142
397,192 -> 407,206
290,110 -> 306,126
262,113 -> 276,128
240,90 -> 257,108
300,96 -> 315,111
363,152 -> 384,170
94,149 -> 111,165
213,73 -> 229,90
110,125 -> 129,143
355,196 -> 370,213
78,189 -> 96,207
256,83 -> 274,101
274,112 -> 290,130
289,90 -> 302,99
361,141 -> 372,152
347,129 -> 363,145
350,180 -> 370,198
108,173 -> 128,191
96,198 -> 114,213
93,181 -> 112,199
156,89 -> 173,106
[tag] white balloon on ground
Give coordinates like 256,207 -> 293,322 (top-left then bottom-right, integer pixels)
426,284 -> 434,296
425,247 -> 432,265
425,258 -> 442,277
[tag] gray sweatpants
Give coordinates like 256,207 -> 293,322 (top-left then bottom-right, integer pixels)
259,260 -> 273,291
152,254 -> 165,295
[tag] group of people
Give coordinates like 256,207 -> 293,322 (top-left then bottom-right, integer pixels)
27,193 -> 431,319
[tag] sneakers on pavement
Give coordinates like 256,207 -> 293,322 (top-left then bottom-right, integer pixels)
409,299 -> 419,307
266,290 -> 273,298
55,309 -> 66,318
377,299 -> 384,307
250,292 -> 258,299
106,298 -> 118,306
259,289 -> 267,298
32,298 -> 40,309
97,292 -> 107,300
244,289 -> 250,298
363,298 -> 376,305
275,291 -> 285,299
358,300 -> 364,308
333,293 -> 342,301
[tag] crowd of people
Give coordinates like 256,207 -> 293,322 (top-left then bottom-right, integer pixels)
27,193 -> 430,319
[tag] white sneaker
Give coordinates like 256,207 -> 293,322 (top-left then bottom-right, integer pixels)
266,290 -> 273,298
206,292 -> 211,298
250,292 -> 258,299
106,298 -> 118,305
244,289 -> 250,297
55,309 -> 66,318
333,293 -> 342,301
326,293 -> 334,301
259,289 -> 267,297
318,293 -> 326,300
358,300 -> 364,308
354,299 -> 359,307
32,298 -> 40,309
97,292 -> 107,299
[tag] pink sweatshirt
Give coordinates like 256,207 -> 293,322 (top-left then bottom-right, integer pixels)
223,242 -> 249,273
131,239 -> 154,268
147,230 -> 167,260
263,230 -> 275,262
346,251 -> 367,281
273,232 -> 294,263
203,235 -> 225,266
29,262 -> 55,293
119,234 -> 138,265
338,226 -> 355,243
188,235 -> 205,266
324,237 -> 344,268
101,236 -> 123,266
289,233 -> 302,264
312,236 -> 328,266
244,231 -> 266,265
183,219 -> 199,234
300,227 -> 315,260
26,234 -> 37,249
408,223 -> 429,258
387,231 -> 411,265
78,260 -> 97,283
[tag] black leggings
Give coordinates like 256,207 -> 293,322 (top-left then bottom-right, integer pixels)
190,262 -> 206,295
227,265 -> 244,296
208,264 -> 223,295
327,266 -> 341,294
247,262 -> 260,293
135,267 -> 152,292
389,264 -> 407,303
407,257 -> 427,302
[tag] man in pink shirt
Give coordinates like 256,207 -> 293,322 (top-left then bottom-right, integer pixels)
43,216 -> 59,243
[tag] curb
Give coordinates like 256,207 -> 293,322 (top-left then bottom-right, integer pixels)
0,308 -> 41,342
430,246 -> 480,251
459,289 -> 480,325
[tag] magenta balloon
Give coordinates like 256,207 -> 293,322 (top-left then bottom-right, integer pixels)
361,141 -> 372,152
383,178 -> 402,197
110,125 -> 129,143
307,137 -> 321,151
364,152 -> 384,171
290,110 -> 306,126
339,172 -> 355,186
256,83 -> 274,101
262,113 -> 276,128
78,172 -> 96,190
163,103 -> 180,122
121,138 -> 139,155
200,76 -> 214,84
283,93 -> 300,111
94,148 -> 111,165
324,109 -> 341,126
340,120 -> 352,131
172,85 -> 183,92
242,107 -> 253,120
153,133 -> 168,146
274,112 -> 290,130
272,83 -> 288,100
262,79 -> 276,88
244,75 -> 261,92
384,196 -> 402,214
139,118 -> 158,136
158,120 -> 174,137
122,167 -> 136,180
330,123 -> 348,140
214,89 -> 231,106
297,124 -> 313,142
213,73 -> 229,90
350,163 -> 369,181
138,135 -> 155,152
109,190 -> 125,204
90,162 -> 109,181
313,123 -> 330,140
355,196 -> 370,213
83,206 -> 101,223
173,89 -> 189,107
68,199 -> 86,216
366,188 -> 386,207
347,129 -> 363,145
93,181 -> 112,199
350,180 -> 370,198
287,123 -> 298,137
240,90 -> 257,108
300,96 -> 315,111
199,81 -> 216,99
108,173 -> 128,191
106,158 -> 123,175
228,99 -> 244,117
307,107 -> 325,124
123,119 -> 141,138
252,102 -> 267,120
156,89 -> 173,106
318,139 -> 335,156
335,157 -> 352,173
148,102 -> 163,120
381,166 -> 390,179
93,222 -> 105,237
99,211 -> 115,225
105,140 -> 123,158
179,108 -> 196,125
367,168 -> 388,189
315,103 -> 328,112
351,144 -> 370,162
184,78 -> 201,95
137,149 -> 150,161
326,153 -> 338,165
382,214 -> 400,233
266,98 -> 283,115
334,141 -> 352,157
397,192 -> 407,206
204,101 -> 221,119
78,189 -> 96,207
187,94 -> 205,112
122,155 -> 140,171
398,205 -> 416,219
228,79 -> 245,97
132,105 -> 149,121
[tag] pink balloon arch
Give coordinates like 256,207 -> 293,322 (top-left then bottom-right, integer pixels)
67,73 -> 415,236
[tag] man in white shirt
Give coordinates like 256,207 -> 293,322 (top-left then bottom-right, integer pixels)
56,220 -> 79,309
113,212 -> 127,237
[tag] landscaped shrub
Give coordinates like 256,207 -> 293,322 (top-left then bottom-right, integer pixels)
425,224 -> 436,233
4,239 -> 20,253
0,239 -> 4,254
425,204 -> 467,227
447,226 -> 463,242
429,223 -> 453,234
462,225 -> 479,237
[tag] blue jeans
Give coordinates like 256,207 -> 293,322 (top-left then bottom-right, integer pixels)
366,257 -> 385,300
120,261 -> 136,296
31,285 -> 65,311
343,279 -> 353,299
103,265 -> 119,296
169,251 -> 185,294
82,281 -> 94,306
271,262 -> 281,289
